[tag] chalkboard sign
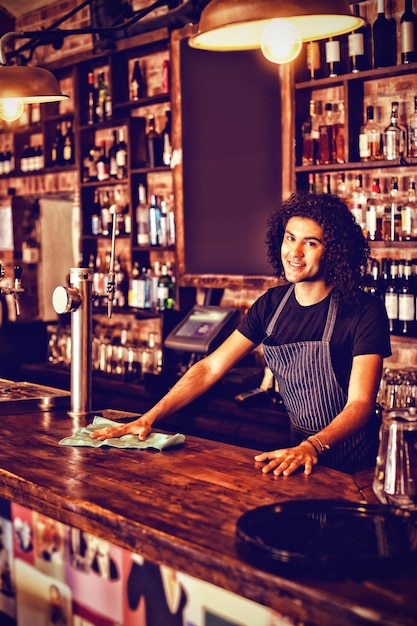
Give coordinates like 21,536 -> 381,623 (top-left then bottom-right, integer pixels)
180,40 -> 283,277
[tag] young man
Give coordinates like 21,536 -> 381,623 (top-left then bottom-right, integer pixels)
92,192 -> 391,475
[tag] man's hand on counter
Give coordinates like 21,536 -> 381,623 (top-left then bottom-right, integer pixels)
90,417 -> 152,441
254,441 -> 319,477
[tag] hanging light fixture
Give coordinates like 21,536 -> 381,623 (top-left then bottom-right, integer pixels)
0,0 -> 176,121
189,0 -> 365,64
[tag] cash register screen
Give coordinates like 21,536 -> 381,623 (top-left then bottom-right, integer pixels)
164,305 -> 239,354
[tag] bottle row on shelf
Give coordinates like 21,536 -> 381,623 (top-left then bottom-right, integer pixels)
89,252 -> 176,313
0,119 -> 75,176
301,97 -> 416,166
299,0 -> 416,81
48,322 -> 163,382
364,257 -> 417,337
87,185 -> 176,248
85,56 -> 170,126
82,111 -> 172,183
308,172 -> 417,242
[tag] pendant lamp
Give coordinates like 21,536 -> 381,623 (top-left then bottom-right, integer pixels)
189,0 -> 365,64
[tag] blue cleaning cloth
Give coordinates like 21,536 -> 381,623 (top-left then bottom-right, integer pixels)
59,415 -> 185,450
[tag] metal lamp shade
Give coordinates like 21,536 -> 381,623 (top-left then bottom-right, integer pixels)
0,65 -> 68,103
189,0 -> 365,51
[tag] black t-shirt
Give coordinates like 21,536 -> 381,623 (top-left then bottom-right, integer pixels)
238,284 -> 392,394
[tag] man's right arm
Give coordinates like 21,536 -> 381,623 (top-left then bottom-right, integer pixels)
91,329 -> 258,440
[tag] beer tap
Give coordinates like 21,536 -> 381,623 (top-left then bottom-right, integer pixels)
106,202 -> 125,319
52,201 -> 125,416
53,268 -> 93,417
0,263 -> 24,316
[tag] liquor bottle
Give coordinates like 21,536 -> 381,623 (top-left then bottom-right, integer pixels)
366,178 -> 384,241
146,115 -> 163,168
100,190 -> 111,236
334,102 -> 345,164
149,194 -> 162,246
136,183 -> 150,246
96,141 -> 109,181
91,189 -> 102,235
162,110 -> 172,167
161,59 -> 170,94
301,99 -> 317,165
87,71 -> 97,125
157,264 -> 173,311
325,37 -> 341,77
401,178 -> 417,240
306,41 -> 321,79
373,0 -> 396,68
130,59 -> 146,101
322,174 -> 331,194
109,130 -> 118,178
398,259 -> 415,335
138,267 -> 152,309
96,70 -> 110,122
116,128 -> 128,180
400,0 -> 417,64
317,102 -> 333,165
359,106 -> 381,161
308,172 -> 316,194
385,260 -> 399,334
51,121 -> 64,166
383,102 -> 402,161
363,258 -> 380,296
378,257 -> 390,299
128,261 -> 140,308
383,176 -> 402,241
350,174 -> 367,232
62,121 -> 74,165
408,96 -> 417,157
348,4 -> 371,72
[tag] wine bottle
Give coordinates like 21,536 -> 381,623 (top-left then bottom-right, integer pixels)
401,178 -> 417,240
51,121 -> 64,166
409,96 -> 417,157
383,102 -> 402,161
401,0 -> 417,64
385,260 -> 399,334
136,183 -> 150,246
306,41 -> 321,79
62,120 -> 75,165
301,99 -> 317,165
87,71 -> 97,125
373,0 -> 397,68
350,174 -> 367,232
109,130 -> 118,179
149,194 -> 162,246
162,110 -> 172,166
130,59 -> 146,101
317,102 -> 333,165
359,105 -> 381,161
325,37 -> 341,77
398,259 -> 415,335
96,141 -> 110,182
146,115 -> 163,168
366,178 -> 383,241
348,4 -> 371,72
116,128 -> 128,180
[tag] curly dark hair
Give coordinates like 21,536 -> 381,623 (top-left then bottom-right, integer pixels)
265,192 -> 370,303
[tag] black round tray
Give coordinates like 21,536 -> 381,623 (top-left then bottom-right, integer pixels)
236,499 -> 417,579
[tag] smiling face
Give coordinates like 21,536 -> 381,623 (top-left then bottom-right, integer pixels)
281,216 -> 327,286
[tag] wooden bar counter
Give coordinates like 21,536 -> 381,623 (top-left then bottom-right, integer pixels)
0,407 -> 416,625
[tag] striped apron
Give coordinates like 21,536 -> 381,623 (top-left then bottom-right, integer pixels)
263,284 -> 379,473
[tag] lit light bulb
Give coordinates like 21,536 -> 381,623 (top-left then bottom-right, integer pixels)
261,19 -> 303,64
0,98 -> 25,122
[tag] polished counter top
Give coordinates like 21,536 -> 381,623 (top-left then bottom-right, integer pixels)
0,407 -> 416,626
